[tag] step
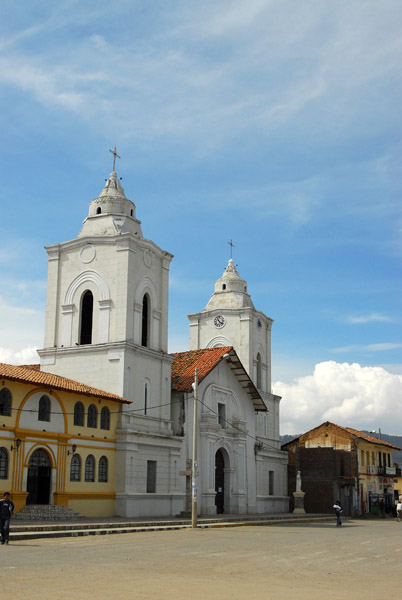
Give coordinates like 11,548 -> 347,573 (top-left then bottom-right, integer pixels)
14,504 -> 84,521
9,515 -> 339,541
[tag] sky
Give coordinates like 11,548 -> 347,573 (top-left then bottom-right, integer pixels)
1,1 -> 401,435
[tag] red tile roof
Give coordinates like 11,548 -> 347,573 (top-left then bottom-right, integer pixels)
171,347 -> 233,391
0,362 -> 131,404
345,426 -> 400,450
282,421 -> 400,450
171,347 -> 267,410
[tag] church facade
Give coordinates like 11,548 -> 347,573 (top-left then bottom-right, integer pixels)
1,156 -> 288,517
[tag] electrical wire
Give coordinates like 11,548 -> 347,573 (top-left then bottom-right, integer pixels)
196,395 -> 282,454
2,379 -> 282,455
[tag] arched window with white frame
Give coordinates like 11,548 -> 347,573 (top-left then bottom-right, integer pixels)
141,294 -> 150,347
80,290 -> 94,345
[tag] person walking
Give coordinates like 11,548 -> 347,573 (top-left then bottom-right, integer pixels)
0,492 -> 15,545
397,501 -> 402,522
333,500 -> 343,527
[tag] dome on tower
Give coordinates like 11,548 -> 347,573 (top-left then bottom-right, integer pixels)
204,258 -> 255,310
88,170 -> 137,219
78,169 -> 143,238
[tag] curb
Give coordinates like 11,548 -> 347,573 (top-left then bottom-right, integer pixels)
9,515 -> 341,541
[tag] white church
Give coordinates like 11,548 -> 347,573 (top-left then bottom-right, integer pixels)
25,153 -> 288,517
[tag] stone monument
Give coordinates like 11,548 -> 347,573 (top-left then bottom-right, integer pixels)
293,470 -> 306,514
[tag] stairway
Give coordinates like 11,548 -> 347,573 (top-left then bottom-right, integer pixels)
14,504 -> 84,521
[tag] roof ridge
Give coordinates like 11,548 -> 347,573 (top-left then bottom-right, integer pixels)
0,362 -> 131,403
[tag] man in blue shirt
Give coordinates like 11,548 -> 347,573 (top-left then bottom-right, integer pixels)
0,492 -> 15,545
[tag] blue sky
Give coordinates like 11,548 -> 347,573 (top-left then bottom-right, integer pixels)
1,1 -> 401,434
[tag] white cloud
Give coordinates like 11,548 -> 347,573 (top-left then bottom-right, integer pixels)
274,361 -> 402,435
0,297 -> 44,352
0,347 -> 39,365
1,1 -> 400,152
332,343 -> 402,353
345,313 -> 394,324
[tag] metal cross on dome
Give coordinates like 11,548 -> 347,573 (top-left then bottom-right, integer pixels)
109,145 -> 121,172
228,239 -> 235,259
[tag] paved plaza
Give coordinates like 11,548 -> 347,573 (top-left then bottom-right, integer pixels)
2,520 -> 401,599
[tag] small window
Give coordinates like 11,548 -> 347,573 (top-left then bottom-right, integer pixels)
130,209 -> 133,216
87,404 -> 97,428
147,460 -> 156,493
70,454 -> 81,481
100,406 -> 110,430
74,402 -> 84,426
222,284 -> 226,290
85,455 -> 95,482
96,207 -> 102,214
256,353 -> 262,389
98,456 -> 108,482
144,379 -> 150,415
262,413 -> 268,437
218,403 -> 226,429
0,388 -> 12,416
269,470 -> 274,495
0,447 -> 8,479
38,395 -> 51,422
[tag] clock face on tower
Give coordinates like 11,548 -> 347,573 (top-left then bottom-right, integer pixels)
214,315 -> 226,328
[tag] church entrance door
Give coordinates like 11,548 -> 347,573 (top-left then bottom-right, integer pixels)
26,449 -> 51,505
215,449 -> 225,514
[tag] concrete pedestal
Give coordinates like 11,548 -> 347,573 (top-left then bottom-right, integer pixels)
293,490 -> 306,514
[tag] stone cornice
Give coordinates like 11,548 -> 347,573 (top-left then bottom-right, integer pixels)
38,341 -> 174,365
45,233 -> 173,264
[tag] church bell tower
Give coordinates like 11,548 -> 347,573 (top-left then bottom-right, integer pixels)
188,257 -> 273,394
38,149 -> 173,411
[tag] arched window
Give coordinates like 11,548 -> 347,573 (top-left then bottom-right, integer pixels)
96,207 -> 102,214
0,388 -> 12,416
144,378 -> 150,415
38,395 -> 51,422
85,454 -> 95,482
0,447 -> 8,479
74,401 -> 84,426
256,353 -> 262,390
98,456 -> 108,482
87,404 -> 97,428
100,406 -> 110,430
222,284 -> 226,290
80,290 -> 93,345
141,294 -> 149,347
70,454 -> 81,481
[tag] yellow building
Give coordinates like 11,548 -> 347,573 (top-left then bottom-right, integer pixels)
346,427 -> 399,514
0,362 -> 130,517
393,476 -> 402,502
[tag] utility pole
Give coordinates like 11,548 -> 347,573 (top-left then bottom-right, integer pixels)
192,368 -> 198,528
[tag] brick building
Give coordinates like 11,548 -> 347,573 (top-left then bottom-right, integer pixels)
282,421 -> 400,516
